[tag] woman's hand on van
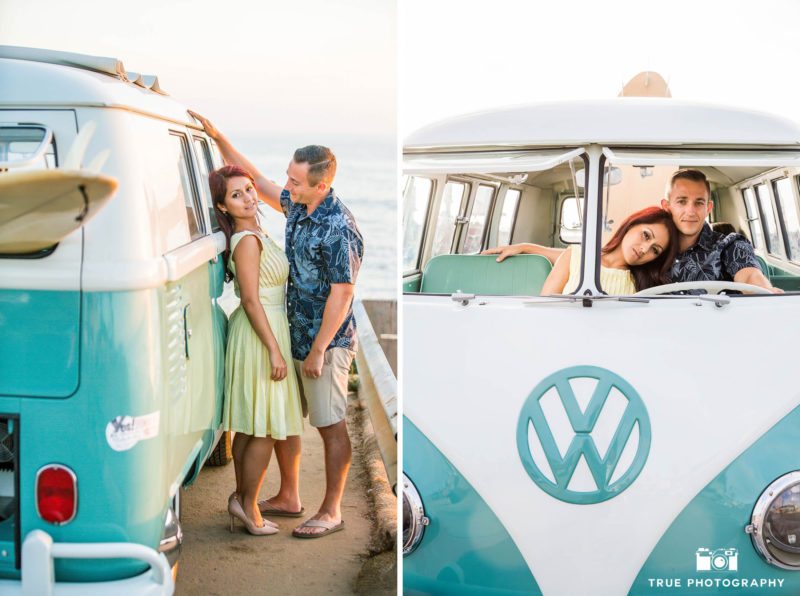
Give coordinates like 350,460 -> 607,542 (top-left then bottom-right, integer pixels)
269,348 -> 288,381
188,110 -> 220,140
482,244 -> 525,262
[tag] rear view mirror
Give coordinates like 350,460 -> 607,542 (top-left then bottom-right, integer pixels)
575,166 -> 622,188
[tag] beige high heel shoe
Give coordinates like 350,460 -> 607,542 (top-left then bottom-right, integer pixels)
228,493 -> 278,535
229,493 -> 278,529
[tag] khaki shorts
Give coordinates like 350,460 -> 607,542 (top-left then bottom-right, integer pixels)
294,347 -> 356,428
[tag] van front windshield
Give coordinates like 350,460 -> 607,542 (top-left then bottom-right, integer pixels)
403,148 -> 800,298
593,149 -> 800,297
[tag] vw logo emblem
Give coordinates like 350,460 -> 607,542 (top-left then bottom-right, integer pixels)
516,365 -> 651,504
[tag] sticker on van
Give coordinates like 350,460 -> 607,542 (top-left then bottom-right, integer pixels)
105,411 -> 161,451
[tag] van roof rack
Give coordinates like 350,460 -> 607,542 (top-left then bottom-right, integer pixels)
0,45 -> 167,95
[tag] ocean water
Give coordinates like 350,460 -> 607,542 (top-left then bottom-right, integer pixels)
228,132 -> 397,300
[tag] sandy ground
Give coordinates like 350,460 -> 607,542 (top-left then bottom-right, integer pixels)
175,394 -> 394,595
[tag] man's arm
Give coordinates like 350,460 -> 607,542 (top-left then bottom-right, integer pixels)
723,237 -> 782,293
733,267 -> 783,293
301,283 -> 354,378
188,110 -> 284,213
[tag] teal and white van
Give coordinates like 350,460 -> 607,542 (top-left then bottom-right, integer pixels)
0,47 -> 230,595
402,76 -> 800,594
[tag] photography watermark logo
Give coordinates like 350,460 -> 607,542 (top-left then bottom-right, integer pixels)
696,547 -> 738,572
645,545 -> 786,590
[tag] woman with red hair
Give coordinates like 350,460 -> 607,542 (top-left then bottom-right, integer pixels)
209,165 -> 303,536
541,206 -> 679,294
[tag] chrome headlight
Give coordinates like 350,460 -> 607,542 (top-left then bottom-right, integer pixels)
402,473 -> 429,556
747,471 -> 800,569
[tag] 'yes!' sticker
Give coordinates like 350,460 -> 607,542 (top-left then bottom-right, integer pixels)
106,411 -> 160,452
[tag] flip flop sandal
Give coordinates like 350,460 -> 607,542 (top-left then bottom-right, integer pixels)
258,499 -> 306,518
292,518 -> 345,539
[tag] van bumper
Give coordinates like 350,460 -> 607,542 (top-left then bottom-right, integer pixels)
0,530 -> 174,596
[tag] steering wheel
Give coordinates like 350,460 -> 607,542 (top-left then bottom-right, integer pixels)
635,280 -> 773,296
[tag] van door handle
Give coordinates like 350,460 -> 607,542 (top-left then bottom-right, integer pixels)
183,304 -> 192,359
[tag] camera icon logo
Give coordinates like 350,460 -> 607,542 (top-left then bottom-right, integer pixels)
696,547 -> 738,572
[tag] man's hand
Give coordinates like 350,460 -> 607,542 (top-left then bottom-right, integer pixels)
187,110 -> 220,140
302,348 -> 325,379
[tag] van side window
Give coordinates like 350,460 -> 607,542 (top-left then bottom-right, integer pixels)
430,181 -> 468,258
193,136 -> 220,232
774,177 -> 800,261
742,188 -> 765,249
169,133 -> 205,242
402,176 -> 433,272
497,188 -> 521,246
755,183 -> 785,257
560,196 -> 583,244
461,184 -> 495,254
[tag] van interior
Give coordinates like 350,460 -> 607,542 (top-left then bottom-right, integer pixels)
402,152 -> 800,295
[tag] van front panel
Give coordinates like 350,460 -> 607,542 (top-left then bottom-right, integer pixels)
404,294 -> 800,595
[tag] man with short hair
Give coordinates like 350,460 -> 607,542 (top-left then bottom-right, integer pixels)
660,169 -> 777,291
190,111 -> 364,538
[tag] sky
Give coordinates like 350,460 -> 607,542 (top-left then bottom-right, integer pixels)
0,0 -> 396,139
400,0 -> 800,136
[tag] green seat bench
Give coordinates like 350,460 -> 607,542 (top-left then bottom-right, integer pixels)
419,254 -> 553,296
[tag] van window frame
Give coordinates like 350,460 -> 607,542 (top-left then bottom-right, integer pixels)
742,187 -> 765,250
770,176 -> 797,261
754,182 -> 785,258
192,135 -> 220,233
492,186 -> 522,247
458,181 -> 498,254
169,130 -> 207,242
559,195 -> 584,244
429,177 -> 471,259
402,175 -> 436,275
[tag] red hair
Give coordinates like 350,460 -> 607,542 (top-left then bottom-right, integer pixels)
602,206 -> 678,291
209,165 -> 256,282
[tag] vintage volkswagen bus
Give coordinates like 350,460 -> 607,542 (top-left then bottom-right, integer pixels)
0,47 -> 230,594
402,87 -> 800,594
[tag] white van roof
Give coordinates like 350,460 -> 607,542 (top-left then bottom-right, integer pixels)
404,98 -> 800,151
0,46 -> 191,123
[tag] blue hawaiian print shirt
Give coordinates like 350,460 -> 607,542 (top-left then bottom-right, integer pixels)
280,188 -> 364,360
671,223 -> 761,282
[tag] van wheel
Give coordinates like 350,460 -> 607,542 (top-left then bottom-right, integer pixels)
206,431 -> 232,466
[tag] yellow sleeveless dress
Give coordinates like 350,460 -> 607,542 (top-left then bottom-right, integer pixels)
224,230 -> 303,439
563,246 -> 637,295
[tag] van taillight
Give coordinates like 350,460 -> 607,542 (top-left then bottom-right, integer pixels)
36,465 -> 77,524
